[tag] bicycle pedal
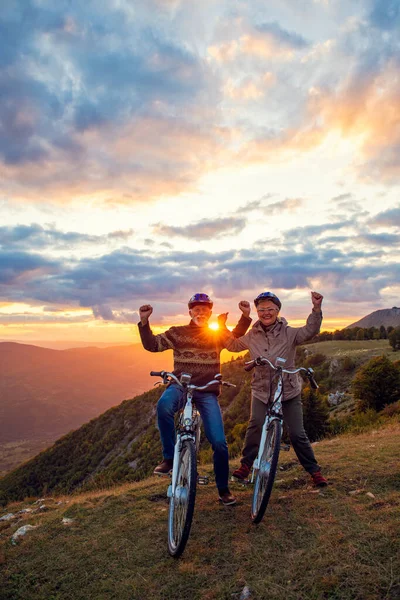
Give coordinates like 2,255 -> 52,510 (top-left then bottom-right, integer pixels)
197,476 -> 209,485
280,444 -> 290,451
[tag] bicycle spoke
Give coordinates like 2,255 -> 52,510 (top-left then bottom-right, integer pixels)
168,439 -> 197,557
251,419 -> 281,523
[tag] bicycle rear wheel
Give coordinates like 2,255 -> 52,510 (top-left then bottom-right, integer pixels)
168,438 -> 197,557
251,418 -> 281,524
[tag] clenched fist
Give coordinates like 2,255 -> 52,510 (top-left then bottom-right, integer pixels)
311,292 -> 323,311
139,304 -> 153,324
239,300 -> 251,318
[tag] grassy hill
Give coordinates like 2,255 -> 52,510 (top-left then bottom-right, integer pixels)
1,338 -> 398,504
0,356 -> 249,504
1,422 -> 399,600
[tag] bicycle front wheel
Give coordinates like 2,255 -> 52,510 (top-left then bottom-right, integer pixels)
251,418 -> 282,524
168,438 -> 197,557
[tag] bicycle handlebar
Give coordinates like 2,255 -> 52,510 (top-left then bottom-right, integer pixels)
150,371 -> 236,390
244,357 -> 319,389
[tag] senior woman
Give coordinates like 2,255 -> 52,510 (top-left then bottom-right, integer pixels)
224,291 -> 328,487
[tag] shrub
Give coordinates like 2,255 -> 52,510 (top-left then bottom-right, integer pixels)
381,400 -> 400,418
302,387 -> 330,441
388,327 -> 400,351
305,353 -> 327,368
342,356 -> 356,372
352,355 -> 400,412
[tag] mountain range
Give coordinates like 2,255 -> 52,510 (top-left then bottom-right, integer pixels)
0,342 -> 172,445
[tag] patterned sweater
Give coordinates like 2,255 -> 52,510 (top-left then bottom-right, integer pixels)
138,315 -> 251,392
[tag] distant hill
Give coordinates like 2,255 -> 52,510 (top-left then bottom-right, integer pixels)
0,356 -> 249,503
346,307 -> 400,329
0,342 -> 172,445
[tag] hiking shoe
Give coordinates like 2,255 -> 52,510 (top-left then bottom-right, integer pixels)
218,490 -> 237,506
153,459 -> 173,476
232,463 -> 251,481
311,471 -> 328,487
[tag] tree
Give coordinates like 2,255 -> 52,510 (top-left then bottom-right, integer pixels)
352,355 -> 400,412
379,325 -> 387,339
302,387 -> 330,441
388,327 -> 400,351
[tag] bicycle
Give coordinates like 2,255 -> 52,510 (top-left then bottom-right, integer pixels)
150,369 -> 236,558
243,356 -> 319,524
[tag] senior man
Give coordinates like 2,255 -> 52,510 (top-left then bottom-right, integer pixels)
138,293 -> 252,506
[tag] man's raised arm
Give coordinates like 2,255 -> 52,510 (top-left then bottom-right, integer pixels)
138,304 -> 173,353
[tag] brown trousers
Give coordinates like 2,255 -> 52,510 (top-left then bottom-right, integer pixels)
241,393 -> 320,474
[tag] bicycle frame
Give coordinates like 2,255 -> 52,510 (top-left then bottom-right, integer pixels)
150,369 -> 235,557
251,373 -> 283,483
244,355 -> 318,523
170,385 -> 201,497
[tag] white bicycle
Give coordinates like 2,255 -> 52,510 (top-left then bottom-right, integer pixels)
243,357 -> 319,524
150,370 -> 235,557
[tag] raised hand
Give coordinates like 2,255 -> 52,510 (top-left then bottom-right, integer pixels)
218,312 -> 228,327
238,300 -> 251,318
311,292 -> 323,311
139,304 -> 153,324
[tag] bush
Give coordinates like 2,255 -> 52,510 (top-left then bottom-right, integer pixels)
341,356 -> 356,372
302,387 -> 330,441
388,327 -> 400,351
352,355 -> 400,412
381,400 -> 400,418
305,353 -> 327,368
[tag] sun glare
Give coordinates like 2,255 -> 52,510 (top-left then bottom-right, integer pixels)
208,322 -> 220,331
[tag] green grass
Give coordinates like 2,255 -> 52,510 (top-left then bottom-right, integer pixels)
1,421 -> 399,600
307,339 -> 397,362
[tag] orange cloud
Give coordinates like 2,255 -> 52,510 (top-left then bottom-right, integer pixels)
306,60 -> 400,180
208,34 -> 295,63
0,115 -> 233,205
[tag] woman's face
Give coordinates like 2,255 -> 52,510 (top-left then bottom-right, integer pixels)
256,300 -> 279,326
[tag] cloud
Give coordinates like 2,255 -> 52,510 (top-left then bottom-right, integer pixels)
0,1 -> 224,203
1,0 -> 400,206
92,304 -> 138,323
153,217 -> 247,240
1,210 -> 399,320
0,224 -> 134,249
262,198 -> 303,214
208,20 -> 309,62
0,250 -> 57,284
368,207 -> 400,228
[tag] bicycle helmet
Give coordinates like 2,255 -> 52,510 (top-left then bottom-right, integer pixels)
254,291 -> 281,310
188,293 -> 213,309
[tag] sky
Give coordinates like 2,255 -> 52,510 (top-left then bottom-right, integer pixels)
1,0 -> 400,346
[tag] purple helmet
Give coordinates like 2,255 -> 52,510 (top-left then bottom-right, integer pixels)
254,291 -> 281,310
188,293 -> 213,309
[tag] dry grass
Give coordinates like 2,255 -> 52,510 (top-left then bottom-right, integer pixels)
307,339 -> 397,362
1,423 -> 399,600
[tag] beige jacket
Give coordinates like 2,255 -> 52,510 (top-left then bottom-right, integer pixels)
225,310 -> 322,403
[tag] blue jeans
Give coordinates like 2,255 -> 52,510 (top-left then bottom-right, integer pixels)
157,384 -> 229,491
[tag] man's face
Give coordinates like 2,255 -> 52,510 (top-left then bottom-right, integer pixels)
256,300 -> 279,326
189,304 -> 212,327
